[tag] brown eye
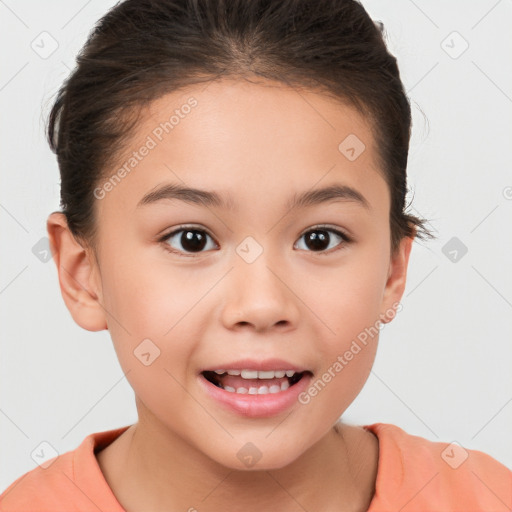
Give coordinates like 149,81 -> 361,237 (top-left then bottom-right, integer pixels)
304,230 -> 330,251
295,227 -> 350,253
162,228 -> 217,254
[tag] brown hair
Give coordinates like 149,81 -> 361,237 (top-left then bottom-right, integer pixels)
47,0 -> 435,257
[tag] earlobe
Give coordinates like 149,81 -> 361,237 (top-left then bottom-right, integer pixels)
379,234 -> 414,324
46,212 -> 107,332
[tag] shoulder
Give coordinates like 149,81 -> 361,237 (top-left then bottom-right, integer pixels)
363,422 -> 512,511
0,427 -> 129,512
0,449 -> 79,511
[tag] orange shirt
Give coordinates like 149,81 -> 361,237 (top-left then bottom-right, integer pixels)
1,423 -> 510,511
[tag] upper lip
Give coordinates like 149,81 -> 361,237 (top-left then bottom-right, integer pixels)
200,358 -> 310,373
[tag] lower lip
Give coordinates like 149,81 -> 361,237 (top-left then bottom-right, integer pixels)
198,373 -> 312,419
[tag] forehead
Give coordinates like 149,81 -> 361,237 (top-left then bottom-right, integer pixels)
96,77 -> 388,221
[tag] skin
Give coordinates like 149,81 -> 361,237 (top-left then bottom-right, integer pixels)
47,77 -> 414,511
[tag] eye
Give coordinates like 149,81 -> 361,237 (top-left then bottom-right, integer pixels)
159,226 -> 218,256
294,226 -> 351,254
158,224 -> 351,257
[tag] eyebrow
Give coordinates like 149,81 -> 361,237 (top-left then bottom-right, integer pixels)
136,182 -> 371,211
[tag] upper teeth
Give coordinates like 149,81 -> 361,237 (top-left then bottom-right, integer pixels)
213,369 -> 297,379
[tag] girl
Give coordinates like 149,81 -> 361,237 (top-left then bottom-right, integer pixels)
1,0 -> 510,510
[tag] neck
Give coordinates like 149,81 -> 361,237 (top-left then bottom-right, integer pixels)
97,413 -> 378,512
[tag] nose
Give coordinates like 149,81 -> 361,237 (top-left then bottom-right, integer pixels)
220,252 -> 301,333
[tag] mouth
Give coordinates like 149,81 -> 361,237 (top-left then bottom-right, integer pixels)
198,361 -> 314,418
201,369 -> 311,395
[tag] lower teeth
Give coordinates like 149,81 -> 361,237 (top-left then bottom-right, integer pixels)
221,381 -> 290,394
203,370 -> 304,394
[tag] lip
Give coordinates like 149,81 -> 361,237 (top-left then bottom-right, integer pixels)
199,358 -> 309,373
198,361 -> 313,419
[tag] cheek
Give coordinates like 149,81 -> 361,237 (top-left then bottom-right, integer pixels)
306,250 -> 389,344
99,255 -> 206,395
101,249 -> 207,336
297,249 -> 387,411
299,285 -> 381,427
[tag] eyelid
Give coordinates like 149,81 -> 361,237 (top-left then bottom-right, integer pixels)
160,224 -> 217,241
298,224 -> 352,241
160,223 -> 352,241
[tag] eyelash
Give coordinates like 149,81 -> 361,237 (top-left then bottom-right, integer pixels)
158,224 -> 352,258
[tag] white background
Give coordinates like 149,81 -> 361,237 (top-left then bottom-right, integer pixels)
1,0 -> 511,494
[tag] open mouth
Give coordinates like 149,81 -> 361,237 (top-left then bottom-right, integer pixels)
201,369 -> 311,395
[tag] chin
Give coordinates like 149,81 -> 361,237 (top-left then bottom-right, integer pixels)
205,437 -> 309,472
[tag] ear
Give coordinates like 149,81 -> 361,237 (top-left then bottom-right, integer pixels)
379,233 -> 415,324
47,212 -> 108,331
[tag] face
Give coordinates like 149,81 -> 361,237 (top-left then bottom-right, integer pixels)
50,78 -> 412,470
